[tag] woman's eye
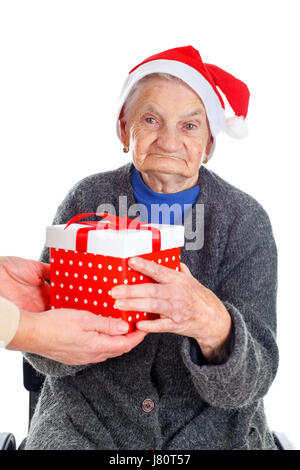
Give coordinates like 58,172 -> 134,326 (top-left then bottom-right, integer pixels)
145,117 -> 157,124
185,123 -> 197,130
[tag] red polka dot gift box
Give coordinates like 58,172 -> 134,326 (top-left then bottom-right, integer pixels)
46,212 -> 185,332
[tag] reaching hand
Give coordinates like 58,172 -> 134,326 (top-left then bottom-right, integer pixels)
0,256 -> 50,312
7,307 -> 147,365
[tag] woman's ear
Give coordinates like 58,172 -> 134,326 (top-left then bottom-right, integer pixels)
120,119 -> 129,148
204,134 -> 214,163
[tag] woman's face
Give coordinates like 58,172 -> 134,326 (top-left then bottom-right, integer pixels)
121,78 -> 213,186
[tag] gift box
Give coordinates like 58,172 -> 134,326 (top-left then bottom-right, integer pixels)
46,212 -> 185,331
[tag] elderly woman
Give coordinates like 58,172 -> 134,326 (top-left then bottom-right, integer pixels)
24,46 -> 279,450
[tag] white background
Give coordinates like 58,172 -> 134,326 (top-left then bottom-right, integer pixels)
0,0 -> 299,449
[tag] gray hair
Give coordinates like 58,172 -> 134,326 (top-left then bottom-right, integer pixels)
120,73 -> 186,129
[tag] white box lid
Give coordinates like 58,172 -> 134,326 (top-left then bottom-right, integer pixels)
46,221 -> 185,258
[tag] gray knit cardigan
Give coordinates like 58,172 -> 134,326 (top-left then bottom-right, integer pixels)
24,162 -> 279,450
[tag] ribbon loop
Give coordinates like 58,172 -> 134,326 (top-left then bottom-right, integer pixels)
64,212 -> 161,253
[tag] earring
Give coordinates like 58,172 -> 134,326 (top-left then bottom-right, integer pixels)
123,146 -> 129,153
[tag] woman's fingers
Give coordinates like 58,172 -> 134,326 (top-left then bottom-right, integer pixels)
114,296 -> 169,314
136,317 -> 175,333
110,258 -> 207,327
111,281 -> 176,301
110,259 -> 197,323
128,256 -> 180,283
113,296 -> 186,323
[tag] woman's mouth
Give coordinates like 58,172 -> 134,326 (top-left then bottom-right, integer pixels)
151,153 -> 182,160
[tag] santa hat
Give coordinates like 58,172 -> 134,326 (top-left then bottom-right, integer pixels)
116,45 -> 250,159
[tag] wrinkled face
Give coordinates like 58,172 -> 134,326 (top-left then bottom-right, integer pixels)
121,78 -> 213,184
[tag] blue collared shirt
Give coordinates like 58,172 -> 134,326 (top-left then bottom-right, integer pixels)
130,166 -> 200,225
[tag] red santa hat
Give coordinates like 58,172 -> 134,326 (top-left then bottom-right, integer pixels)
116,45 -> 250,158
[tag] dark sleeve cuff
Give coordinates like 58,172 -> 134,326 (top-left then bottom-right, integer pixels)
190,338 -> 209,366
189,327 -> 235,366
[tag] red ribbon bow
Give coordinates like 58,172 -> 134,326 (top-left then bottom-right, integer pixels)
64,212 -> 161,253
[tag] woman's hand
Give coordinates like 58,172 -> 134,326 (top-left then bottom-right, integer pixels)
111,257 -> 232,363
0,256 -> 50,312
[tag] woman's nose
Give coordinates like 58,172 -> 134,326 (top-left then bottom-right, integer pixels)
156,125 -> 181,153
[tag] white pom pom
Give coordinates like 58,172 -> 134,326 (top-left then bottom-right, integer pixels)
225,116 -> 248,139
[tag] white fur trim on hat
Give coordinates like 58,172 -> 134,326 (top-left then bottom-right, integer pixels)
116,59 -> 226,141
225,116 -> 248,139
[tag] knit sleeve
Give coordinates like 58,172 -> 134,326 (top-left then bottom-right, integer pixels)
181,202 -> 279,409
23,184 -> 92,377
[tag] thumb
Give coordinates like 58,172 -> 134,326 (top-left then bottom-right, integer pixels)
38,262 -> 51,281
32,261 -> 50,282
180,262 -> 192,276
89,314 -> 129,336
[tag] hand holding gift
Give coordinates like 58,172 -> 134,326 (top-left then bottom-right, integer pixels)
7,306 -> 146,365
111,256 -> 232,364
0,256 -> 145,363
